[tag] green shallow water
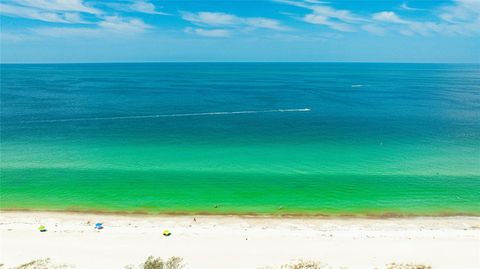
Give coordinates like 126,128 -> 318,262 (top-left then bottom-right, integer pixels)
1,63 -> 479,215
2,140 -> 479,216
2,169 -> 479,215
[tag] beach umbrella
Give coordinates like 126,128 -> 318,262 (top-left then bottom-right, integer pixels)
38,225 -> 47,232
95,223 -> 104,229
163,230 -> 171,236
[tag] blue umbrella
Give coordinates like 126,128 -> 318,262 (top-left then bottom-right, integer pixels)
95,223 -> 103,229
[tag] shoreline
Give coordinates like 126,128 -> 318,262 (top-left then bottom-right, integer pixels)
1,211 -> 479,268
2,208 -> 480,219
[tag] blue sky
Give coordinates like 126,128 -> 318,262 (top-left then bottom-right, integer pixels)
1,0 -> 479,63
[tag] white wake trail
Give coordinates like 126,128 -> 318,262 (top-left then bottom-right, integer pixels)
22,108 -> 311,123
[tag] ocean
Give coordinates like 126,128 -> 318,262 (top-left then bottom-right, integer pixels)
1,63 -> 479,216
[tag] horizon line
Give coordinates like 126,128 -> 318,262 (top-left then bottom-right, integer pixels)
1,60 -> 479,65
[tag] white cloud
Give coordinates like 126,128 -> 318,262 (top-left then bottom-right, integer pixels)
130,0 -> 169,15
274,0 -> 364,32
181,11 -> 287,32
3,0 -> 479,41
63,12 -> 86,23
433,0 -> 480,35
30,17 -> 152,38
0,0 -> 99,24
308,5 -> 363,23
0,3 -> 87,23
439,0 -> 480,23
303,0 -> 328,4
184,27 -> 231,37
372,11 -> 409,24
275,0 -> 479,37
98,16 -> 151,33
108,1 -> 170,15
181,12 -> 240,26
372,1 -> 480,37
1,0 -> 155,42
244,18 -> 286,30
400,3 -> 425,11
372,11 -> 438,36
12,0 -> 100,14
303,14 -> 354,32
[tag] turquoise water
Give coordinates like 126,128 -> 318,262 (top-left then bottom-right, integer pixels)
1,63 -> 479,215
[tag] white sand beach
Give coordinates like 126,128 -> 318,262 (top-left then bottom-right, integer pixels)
0,212 -> 479,269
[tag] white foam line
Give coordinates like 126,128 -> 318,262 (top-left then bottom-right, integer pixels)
22,108 -> 311,123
